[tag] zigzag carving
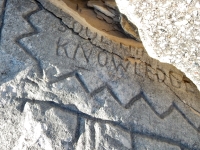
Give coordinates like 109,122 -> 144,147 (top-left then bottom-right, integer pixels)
15,1 -> 43,77
48,70 -> 200,133
8,0 -> 200,148
0,0 -> 8,42
13,0 -> 200,136
16,97 -> 199,150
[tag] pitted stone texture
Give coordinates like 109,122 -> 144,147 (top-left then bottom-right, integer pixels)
0,0 -> 7,43
0,51 -> 25,84
134,136 -> 181,150
0,0 -> 200,149
116,0 -> 200,91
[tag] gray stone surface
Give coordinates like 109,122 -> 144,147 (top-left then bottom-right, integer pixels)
0,0 -> 200,149
116,0 -> 200,91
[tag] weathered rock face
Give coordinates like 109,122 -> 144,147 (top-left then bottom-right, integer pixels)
116,0 -> 200,91
0,0 -> 200,149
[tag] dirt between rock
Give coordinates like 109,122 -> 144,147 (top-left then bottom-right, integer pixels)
63,0 -> 126,37
50,0 -> 143,48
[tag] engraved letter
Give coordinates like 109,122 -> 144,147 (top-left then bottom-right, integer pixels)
112,54 -> 130,72
56,37 -> 68,56
98,51 -> 108,67
169,71 -> 182,88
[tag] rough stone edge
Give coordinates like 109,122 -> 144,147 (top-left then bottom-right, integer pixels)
115,0 -> 200,92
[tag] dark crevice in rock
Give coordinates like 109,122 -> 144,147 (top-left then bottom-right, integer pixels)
62,0 -> 141,41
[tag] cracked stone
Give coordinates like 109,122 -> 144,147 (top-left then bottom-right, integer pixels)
0,0 -> 200,149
